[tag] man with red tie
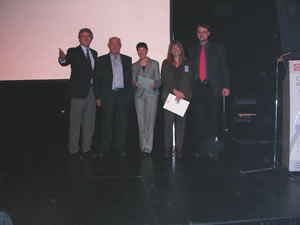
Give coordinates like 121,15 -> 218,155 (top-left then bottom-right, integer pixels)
188,24 -> 230,155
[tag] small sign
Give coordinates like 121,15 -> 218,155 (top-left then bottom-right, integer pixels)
294,64 -> 300,71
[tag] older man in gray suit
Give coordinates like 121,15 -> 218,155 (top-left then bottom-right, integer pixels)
132,42 -> 161,157
94,37 -> 133,157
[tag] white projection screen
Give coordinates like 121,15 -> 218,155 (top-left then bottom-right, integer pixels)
0,0 -> 170,81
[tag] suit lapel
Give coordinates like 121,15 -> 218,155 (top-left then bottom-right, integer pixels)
105,54 -> 114,86
106,53 -> 113,74
120,54 -> 126,73
120,54 -> 129,87
206,42 -> 213,75
91,49 -> 97,60
137,61 -> 145,76
77,45 -> 92,72
193,44 -> 200,77
77,45 -> 86,60
143,58 -> 151,76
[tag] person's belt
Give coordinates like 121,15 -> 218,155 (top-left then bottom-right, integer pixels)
199,79 -> 209,84
112,88 -> 124,91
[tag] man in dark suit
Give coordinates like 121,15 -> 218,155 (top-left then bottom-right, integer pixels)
58,28 -> 98,159
94,37 -> 133,156
188,24 -> 230,150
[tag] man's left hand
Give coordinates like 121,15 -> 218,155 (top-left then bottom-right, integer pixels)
222,88 -> 230,97
96,99 -> 101,107
149,83 -> 156,89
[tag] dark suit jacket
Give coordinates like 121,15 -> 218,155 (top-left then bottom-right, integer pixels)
161,59 -> 193,102
188,41 -> 230,98
94,53 -> 133,107
59,45 -> 98,98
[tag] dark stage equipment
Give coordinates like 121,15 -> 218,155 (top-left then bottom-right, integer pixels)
232,97 -> 257,124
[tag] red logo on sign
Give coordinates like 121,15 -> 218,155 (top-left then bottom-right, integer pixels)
294,64 -> 300,71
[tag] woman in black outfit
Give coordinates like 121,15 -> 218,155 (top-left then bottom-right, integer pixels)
161,40 -> 193,158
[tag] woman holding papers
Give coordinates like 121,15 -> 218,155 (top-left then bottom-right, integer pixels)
132,42 -> 161,157
161,40 -> 193,158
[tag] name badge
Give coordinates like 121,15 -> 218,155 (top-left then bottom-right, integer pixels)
184,65 -> 189,72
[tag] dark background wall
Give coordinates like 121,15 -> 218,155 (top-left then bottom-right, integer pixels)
173,0 -> 282,141
0,81 -> 68,163
276,0 -> 300,67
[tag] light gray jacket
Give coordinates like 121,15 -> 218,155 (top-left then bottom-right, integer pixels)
132,57 -> 161,96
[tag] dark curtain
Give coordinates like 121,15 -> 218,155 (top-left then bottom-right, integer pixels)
276,0 -> 300,66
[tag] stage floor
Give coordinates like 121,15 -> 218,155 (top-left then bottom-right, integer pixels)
1,138 -> 300,225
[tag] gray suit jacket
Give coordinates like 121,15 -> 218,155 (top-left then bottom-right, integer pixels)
132,58 -> 161,97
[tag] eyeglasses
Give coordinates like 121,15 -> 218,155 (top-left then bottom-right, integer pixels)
197,31 -> 209,34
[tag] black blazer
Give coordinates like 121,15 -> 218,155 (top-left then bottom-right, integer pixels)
59,45 -> 98,98
161,59 -> 193,102
188,41 -> 230,98
94,53 -> 133,107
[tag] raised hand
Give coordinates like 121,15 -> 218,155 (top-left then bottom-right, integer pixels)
59,48 -> 66,58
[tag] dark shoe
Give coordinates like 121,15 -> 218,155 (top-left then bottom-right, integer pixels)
120,152 -> 127,157
96,152 -> 104,158
176,147 -> 183,158
70,152 -> 82,160
163,147 -> 170,158
208,153 -> 219,161
142,152 -> 151,157
195,152 -> 201,158
82,150 -> 95,159
195,151 -> 205,159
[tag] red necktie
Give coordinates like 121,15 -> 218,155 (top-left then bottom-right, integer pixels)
199,45 -> 206,81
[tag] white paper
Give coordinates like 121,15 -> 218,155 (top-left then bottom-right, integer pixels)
163,93 -> 190,117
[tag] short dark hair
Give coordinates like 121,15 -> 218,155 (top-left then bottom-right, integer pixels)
196,24 -> 211,32
136,42 -> 148,50
78,28 -> 93,39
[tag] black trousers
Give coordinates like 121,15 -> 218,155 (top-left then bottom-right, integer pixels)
100,90 -> 130,153
191,80 -> 219,146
